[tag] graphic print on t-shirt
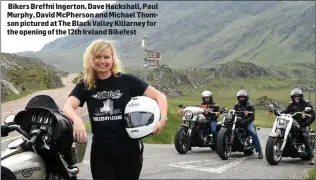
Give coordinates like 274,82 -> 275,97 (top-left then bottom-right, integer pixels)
91,90 -> 124,122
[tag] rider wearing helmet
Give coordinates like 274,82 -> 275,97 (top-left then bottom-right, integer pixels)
233,90 -> 263,159
281,88 -> 316,165
200,90 -> 220,146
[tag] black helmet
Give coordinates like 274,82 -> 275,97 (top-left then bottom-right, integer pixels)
290,88 -> 304,102
237,90 -> 249,104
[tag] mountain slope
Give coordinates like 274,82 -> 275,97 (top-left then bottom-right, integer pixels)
1,53 -> 67,102
17,1 -> 315,72
73,61 -> 315,98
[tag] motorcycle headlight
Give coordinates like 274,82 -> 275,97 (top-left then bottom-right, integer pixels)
278,119 -> 285,125
184,110 -> 193,119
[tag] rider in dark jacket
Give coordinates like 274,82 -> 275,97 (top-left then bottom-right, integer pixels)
200,90 -> 220,145
233,90 -> 263,159
280,88 -> 316,165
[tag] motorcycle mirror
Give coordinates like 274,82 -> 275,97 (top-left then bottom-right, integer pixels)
178,104 -> 184,108
268,104 -> 274,110
4,114 -> 15,125
305,107 -> 312,113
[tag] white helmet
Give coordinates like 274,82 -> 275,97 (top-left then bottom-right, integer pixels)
202,90 -> 212,97
124,96 -> 160,139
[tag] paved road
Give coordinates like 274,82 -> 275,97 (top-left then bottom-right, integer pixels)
2,128 -> 312,179
1,73 -> 87,123
1,73 -> 89,143
1,74 -> 314,179
72,128 -> 313,179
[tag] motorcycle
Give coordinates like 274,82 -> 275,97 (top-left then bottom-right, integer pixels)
1,95 -> 87,180
216,109 -> 257,160
174,104 -> 222,154
265,104 -> 316,165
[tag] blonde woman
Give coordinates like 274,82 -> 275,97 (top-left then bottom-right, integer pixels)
63,39 -> 168,179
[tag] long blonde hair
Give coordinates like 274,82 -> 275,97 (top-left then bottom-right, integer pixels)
81,39 -> 125,90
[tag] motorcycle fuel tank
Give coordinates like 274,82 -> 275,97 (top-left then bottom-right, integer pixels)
2,151 -> 46,179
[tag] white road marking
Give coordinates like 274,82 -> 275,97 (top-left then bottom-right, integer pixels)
168,157 -> 248,174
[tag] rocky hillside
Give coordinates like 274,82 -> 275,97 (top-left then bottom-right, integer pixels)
17,1 -> 315,72
1,53 -> 67,102
73,61 -> 315,99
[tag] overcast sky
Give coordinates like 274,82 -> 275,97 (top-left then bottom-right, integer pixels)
1,1 -> 116,53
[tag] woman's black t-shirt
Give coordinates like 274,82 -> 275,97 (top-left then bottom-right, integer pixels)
69,73 -> 149,154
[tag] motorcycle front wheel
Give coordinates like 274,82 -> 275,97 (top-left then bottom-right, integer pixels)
1,166 -> 17,180
216,127 -> 232,160
174,126 -> 191,154
265,137 -> 283,165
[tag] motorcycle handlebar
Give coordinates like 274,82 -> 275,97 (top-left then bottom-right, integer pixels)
27,134 -> 40,148
222,110 -> 253,114
271,110 -> 311,117
27,129 -> 41,148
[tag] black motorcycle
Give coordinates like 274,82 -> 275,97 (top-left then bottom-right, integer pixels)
1,95 -> 87,180
174,105 -> 222,154
216,109 -> 257,160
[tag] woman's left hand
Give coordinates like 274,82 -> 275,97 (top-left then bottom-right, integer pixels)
152,119 -> 167,135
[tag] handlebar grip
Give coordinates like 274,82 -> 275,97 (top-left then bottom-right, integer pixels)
27,134 -> 39,148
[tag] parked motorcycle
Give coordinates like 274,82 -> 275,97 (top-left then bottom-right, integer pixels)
1,95 -> 87,180
265,104 -> 316,165
216,109 -> 257,160
174,104 -> 222,154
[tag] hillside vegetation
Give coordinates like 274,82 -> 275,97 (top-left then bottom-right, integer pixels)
1,53 -> 67,102
76,61 -> 316,144
17,1 -> 315,72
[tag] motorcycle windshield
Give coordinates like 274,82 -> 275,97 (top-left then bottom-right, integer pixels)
25,95 -> 60,110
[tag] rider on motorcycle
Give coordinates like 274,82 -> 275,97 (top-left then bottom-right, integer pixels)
233,90 -> 263,159
200,90 -> 220,145
280,88 -> 316,165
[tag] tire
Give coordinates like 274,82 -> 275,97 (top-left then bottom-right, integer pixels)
1,166 -> 17,180
216,128 -> 231,160
265,137 -> 283,165
174,126 -> 191,154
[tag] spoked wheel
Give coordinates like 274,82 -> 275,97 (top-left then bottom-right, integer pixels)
217,128 -> 232,160
265,137 -> 283,165
174,126 -> 191,154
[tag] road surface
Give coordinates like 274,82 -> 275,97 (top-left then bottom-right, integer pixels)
1,73 -> 89,143
1,127 -> 313,179
1,74 -> 314,179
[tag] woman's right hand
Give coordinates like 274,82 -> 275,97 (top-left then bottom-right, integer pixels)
73,118 -> 87,144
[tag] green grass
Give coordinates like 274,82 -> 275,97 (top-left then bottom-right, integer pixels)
83,87 -> 316,144
305,168 -> 316,180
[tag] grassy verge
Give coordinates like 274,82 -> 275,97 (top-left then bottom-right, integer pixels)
305,168 -> 316,180
83,88 -> 316,144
